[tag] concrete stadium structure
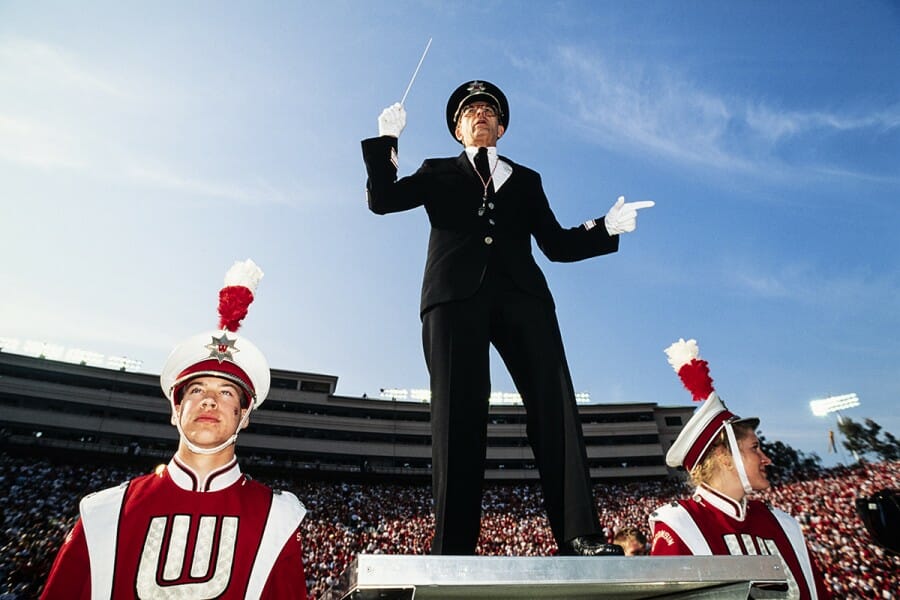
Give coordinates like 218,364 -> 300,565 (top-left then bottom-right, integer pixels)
0,352 -> 694,481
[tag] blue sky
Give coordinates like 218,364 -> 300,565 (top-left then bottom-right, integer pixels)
1,1 -> 898,466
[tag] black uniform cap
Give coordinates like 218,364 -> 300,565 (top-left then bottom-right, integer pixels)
446,80 -> 509,142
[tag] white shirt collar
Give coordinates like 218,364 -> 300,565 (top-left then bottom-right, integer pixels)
695,483 -> 749,521
463,146 -> 512,190
167,455 -> 242,492
464,145 -> 498,162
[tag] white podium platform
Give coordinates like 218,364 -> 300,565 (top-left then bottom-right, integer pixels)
322,554 -> 789,599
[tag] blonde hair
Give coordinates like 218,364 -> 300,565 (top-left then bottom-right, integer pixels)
614,527 -> 647,546
688,422 -> 755,487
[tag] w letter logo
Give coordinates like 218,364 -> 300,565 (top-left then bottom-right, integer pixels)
136,515 -> 238,599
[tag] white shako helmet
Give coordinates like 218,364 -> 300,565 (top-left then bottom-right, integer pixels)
160,259 -> 270,455
663,338 -> 760,495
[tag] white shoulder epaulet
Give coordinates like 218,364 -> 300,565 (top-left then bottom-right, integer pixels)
244,490 -> 307,600
80,482 -> 129,600
649,502 -> 712,555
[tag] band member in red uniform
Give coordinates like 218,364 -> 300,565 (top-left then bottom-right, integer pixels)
649,338 -> 831,600
42,260 -> 308,600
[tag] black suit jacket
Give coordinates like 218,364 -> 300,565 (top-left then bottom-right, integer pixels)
362,135 -> 619,316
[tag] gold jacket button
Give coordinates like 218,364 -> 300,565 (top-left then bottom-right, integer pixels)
484,236 -> 494,245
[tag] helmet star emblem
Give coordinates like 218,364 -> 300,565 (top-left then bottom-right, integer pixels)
206,333 -> 239,363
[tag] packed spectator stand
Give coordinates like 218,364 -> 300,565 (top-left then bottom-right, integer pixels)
1,453 -> 897,599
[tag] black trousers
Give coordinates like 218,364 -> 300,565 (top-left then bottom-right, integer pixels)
422,271 -> 601,555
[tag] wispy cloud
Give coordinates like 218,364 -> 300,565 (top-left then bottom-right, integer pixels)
0,115 -> 86,169
0,37 -> 124,172
0,37 -> 129,98
550,47 -> 753,171
0,36 -> 291,206
534,46 -> 900,180
0,38 -> 119,170
745,103 -> 900,142
0,287 -> 174,360
125,164 -> 290,206
724,259 -> 900,311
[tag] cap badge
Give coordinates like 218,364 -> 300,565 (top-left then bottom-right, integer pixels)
206,333 -> 239,363
467,81 -> 486,93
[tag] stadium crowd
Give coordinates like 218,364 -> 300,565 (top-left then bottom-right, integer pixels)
1,453 -> 897,599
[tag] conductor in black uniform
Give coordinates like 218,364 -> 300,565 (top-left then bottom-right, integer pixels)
361,80 -> 653,556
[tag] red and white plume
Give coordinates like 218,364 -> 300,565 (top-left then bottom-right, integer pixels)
664,338 -> 715,402
217,259 -> 264,332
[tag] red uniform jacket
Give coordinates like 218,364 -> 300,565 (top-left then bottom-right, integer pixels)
650,484 -> 831,600
42,457 -> 307,599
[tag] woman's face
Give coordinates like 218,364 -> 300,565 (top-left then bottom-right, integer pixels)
737,431 -> 772,491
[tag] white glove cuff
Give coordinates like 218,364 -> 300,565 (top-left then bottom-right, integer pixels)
379,122 -> 402,138
605,218 -> 626,236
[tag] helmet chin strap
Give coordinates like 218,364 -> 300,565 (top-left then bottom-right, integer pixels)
173,405 -> 252,456
724,421 -> 753,495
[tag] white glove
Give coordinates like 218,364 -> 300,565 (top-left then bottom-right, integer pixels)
604,196 -> 655,235
378,102 -> 406,138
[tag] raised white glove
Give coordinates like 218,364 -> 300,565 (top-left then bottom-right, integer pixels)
604,196 -> 655,235
378,102 -> 407,138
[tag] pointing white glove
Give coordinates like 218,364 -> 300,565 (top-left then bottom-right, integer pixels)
604,196 -> 655,235
378,102 -> 407,138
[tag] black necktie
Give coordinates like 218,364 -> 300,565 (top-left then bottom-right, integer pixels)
474,147 -> 494,196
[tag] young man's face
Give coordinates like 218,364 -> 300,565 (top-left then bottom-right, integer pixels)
455,101 -> 505,147
176,376 -> 248,449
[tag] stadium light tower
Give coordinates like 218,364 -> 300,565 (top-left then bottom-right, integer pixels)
106,355 -> 143,372
810,393 -> 860,460
810,393 -> 860,419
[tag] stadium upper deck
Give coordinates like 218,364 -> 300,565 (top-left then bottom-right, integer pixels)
0,351 -> 694,481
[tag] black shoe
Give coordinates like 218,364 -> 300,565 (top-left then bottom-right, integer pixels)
566,535 -> 625,556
